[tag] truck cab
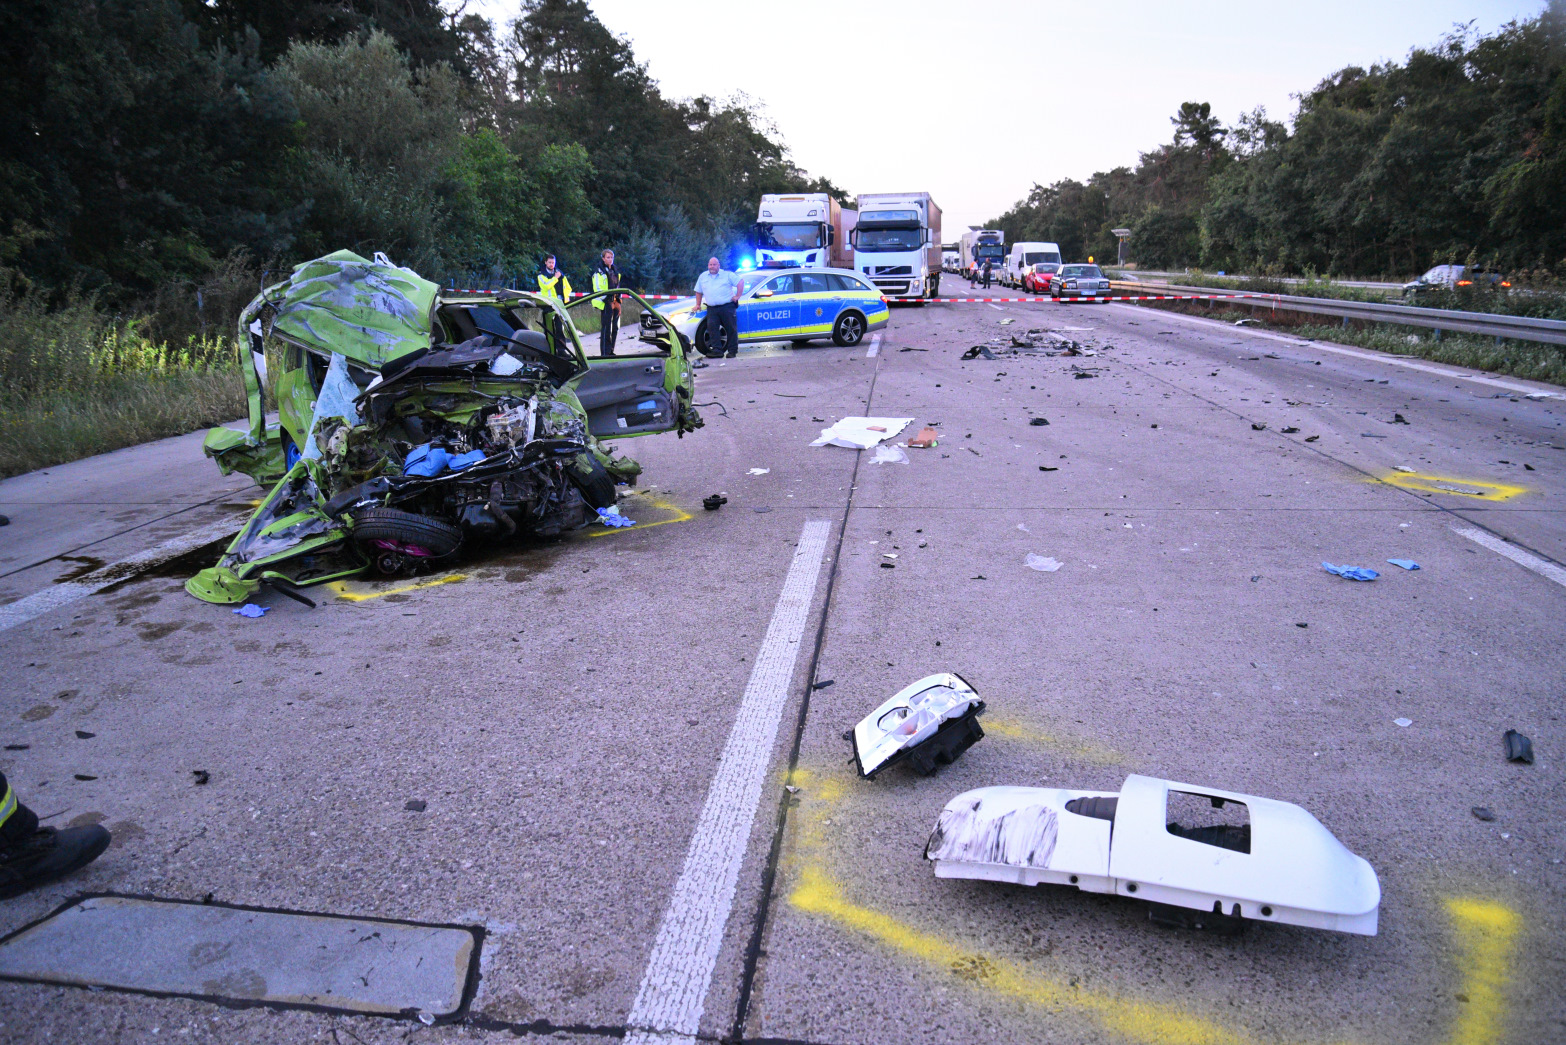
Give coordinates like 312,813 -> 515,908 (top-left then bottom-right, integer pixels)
852,192 -> 943,300
754,194 -> 854,270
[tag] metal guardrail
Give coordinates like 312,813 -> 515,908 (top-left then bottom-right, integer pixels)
1113,281 -> 1566,347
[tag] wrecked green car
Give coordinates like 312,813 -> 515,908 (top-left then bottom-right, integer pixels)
190,250 -> 700,605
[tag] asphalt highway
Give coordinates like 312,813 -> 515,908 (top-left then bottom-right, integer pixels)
0,297 -> 1561,1044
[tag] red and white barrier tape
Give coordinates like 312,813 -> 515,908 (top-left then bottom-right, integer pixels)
444,288 -> 687,300
909,293 -> 1259,303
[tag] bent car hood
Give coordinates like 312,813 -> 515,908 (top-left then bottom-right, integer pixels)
269,250 -> 440,369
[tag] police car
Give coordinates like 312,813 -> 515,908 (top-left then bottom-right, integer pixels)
641,267 -> 890,356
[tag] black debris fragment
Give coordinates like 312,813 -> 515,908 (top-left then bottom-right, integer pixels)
0,515 -> 8,526
1525,463 -> 1535,470
1029,417 -> 1049,426
1471,806 -> 1496,821
1305,435 -> 1320,442
1039,466 -> 1059,472
880,562 -> 895,569
1392,413 -> 1410,424
1295,622 -> 1309,628
1281,427 -> 1300,434
962,346 -> 997,360
405,800 -> 427,812
192,770 -> 210,785
1252,423 -> 1267,431
812,680 -> 836,691
702,494 -> 727,511
75,731 -> 95,740
4,744 -> 30,751
1503,730 -> 1534,764
74,774 -> 97,781
971,575 -> 987,580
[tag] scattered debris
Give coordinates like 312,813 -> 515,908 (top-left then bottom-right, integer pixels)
702,494 -> 727,511
908,426 -> 940,448
232,604 -> 269,618
1361,433 -> 1387,438
1394,465 -> 1416,473
74,775 -> 97,782
851,673 -> 985,778
1038,465 -> 1059,472
1296,622 -> 1309,628
596,506 -> 635,528
868,444 -> 910,465
191,770 -> 210,785
880,562 -> 895,569
1471,807 -> 1496,821
1386,559 -> 1420,571
1025,554 -> 1063,573
998,318 -> 1015,325
811,679 -> 835,691
1503,730 -> 1534,764
1029,417 -> 1049,427
3,745 -> 29,752
747,467 -> 770,475
811,416 -> 914,449
1392,414 -> 1410,425
405,800 -> 427,812
1305,435 -> 1320,442
1323,563 -> 1378,581
1233,318 -> 1260,326
1281,427 -> 1300,434
74,731 -> 95,740
785,784 -> 801,794
0,515 -> 8,526
926,774 -> 1380,935
1251,423 -> 1268,431
1394,718 -> 1413,727
961,346 -> 998,360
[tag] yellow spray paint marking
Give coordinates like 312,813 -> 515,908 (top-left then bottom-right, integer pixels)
1442,898 -> 1521,1045
790,867 -> 1290,1045
327,573 -> 467,602
983,718 -> 1126,765
584,493 -> 694,537
1379,471 -> 1529,502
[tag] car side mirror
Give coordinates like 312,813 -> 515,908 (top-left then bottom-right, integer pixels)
754,289 -> 773,298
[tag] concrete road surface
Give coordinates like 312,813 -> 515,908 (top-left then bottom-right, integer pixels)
0,298 -> 1561,1044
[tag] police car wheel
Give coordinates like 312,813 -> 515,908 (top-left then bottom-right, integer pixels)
832,311 -> 866,347
692,320 -> 726,357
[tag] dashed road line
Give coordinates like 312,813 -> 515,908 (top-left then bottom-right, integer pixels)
1452,526 -> 1566,588
865,333 -> 881,358
0,516 -> 240,633
623,519 -> 832,1045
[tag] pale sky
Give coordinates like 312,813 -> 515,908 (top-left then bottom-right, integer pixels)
468,0 -> 1544,232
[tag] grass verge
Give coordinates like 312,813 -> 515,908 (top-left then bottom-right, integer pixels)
1138,299 -> 1566,388
0,370 -> 246,480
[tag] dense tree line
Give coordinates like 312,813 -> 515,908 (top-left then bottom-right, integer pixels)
0,0 -> 839,335
991,5 -> 1566,277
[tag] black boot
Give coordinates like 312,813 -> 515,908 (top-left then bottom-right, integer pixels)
0,824 -> 112,900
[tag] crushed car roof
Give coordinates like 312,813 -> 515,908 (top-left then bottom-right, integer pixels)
268,250 -> 441,369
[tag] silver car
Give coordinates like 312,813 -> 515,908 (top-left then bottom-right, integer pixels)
1051,263 -> 1112,300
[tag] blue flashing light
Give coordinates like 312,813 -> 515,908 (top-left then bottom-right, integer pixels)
739,257 -> 754,271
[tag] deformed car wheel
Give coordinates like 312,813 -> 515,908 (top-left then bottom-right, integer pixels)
351,507 -> 462,556
566,452 -> 617,509
832,311 -> 867,346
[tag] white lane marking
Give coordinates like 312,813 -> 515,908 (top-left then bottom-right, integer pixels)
1452,527 -> 1566,589
987,303 -> 1005,312
0,516 -> 240,633
1117,304 -> 1565,398
866,333 -> 881,358
623,520 -> 832,1045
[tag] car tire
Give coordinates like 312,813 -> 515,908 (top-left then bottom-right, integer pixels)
351,507 -> 463,556
692,320 -> 727,358
832,311 -> 867,346
566,452 -> 618,509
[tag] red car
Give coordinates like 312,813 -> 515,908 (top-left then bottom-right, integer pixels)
1022,263 -> 1060,294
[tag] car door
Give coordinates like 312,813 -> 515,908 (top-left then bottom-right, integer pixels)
564,290 -> 697,439
739,273 -> 796,341
794,272 -> 840,338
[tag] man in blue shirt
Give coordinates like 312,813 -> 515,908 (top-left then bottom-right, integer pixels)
692,257 -> 742,358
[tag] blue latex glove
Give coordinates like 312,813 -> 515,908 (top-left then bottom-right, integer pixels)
1386,559 -> 1420,571
233,604 -> 269,617
1322,562 -> 1379,581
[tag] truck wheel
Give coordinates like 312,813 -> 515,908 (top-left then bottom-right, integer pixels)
351,507 -> 462,556
832,311 -> 867,346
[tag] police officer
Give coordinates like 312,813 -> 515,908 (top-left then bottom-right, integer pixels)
536,254 -> 572,303
1,770 -> 110,899
590,249 -> 622,357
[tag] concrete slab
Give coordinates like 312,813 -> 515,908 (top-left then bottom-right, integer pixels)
0,895 -> 480,1019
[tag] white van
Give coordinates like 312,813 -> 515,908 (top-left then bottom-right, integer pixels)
1003,242 -> 1062,288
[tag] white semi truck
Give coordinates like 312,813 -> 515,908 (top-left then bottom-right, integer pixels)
851,192 -> 942,300
959,229 -> 1006,281
753,193 -> 855,269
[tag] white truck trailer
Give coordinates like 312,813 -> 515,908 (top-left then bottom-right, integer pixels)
753,193 -> 855,270
960,229 -> 1006,281
851,192 -> 943,300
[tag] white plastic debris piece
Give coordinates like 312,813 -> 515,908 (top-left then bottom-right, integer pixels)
868,444 -> 909,465
1016,523 -> 1031,532
810,416 -> 915,450
490,352 -> 525,376
1025,554 -> 1063,572
1393,465 -> 1416,473
1393,718 -> 1412,727
927,774 -> 1381,936
852,673 -> 985,778
747,467 -> 770,475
